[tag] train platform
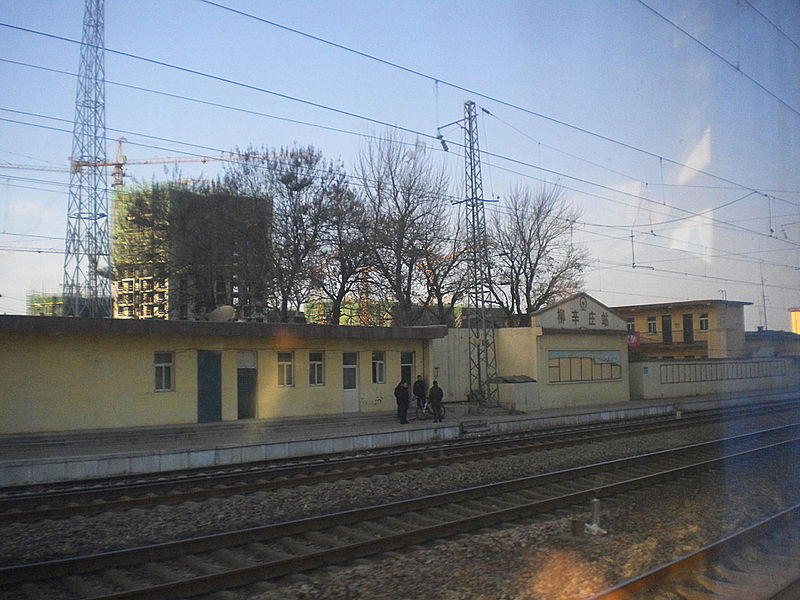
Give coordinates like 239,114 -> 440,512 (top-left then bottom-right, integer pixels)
1,387 -> 796,486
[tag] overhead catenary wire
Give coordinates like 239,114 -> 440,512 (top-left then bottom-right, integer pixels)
2,33 -> 798,241
4,103 -> 799,273
191,1 -> 800,209
634,0 -> 800,119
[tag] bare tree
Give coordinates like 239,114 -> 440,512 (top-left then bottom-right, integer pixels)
357,131 -> 450,326
419,207 -> 471,325
264,148 -> 335,322
490,185 -> 588,316
312,176 -> 372,324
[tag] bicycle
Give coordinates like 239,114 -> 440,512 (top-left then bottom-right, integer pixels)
415,397 -> 446,421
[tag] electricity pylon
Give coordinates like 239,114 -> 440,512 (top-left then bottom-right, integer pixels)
463,101 -> 499,405
63,0 -> 112,317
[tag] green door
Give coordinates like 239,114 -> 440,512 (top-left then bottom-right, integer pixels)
197,350 -> 222,423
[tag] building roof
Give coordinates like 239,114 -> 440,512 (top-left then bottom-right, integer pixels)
745,329 -> 800,342
610,299 -> 752,312
0,315 -> 448,340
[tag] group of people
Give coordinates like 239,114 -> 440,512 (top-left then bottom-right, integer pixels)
394,375 -> 444,424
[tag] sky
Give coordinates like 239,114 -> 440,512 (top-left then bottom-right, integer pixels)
0,0 -> 798,329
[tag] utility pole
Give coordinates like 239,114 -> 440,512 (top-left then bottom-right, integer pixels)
463,101 -> 498,405
63,0 -> 112,317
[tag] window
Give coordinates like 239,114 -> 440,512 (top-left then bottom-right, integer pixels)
699,313 -> 709,330
401,351 -> 414,385
154,352 -> 174,391
647,316 -> 657,333
278,352 -> 294,386
372,351 -> 385,384
626,318 -> 635,333
309,351 -> 324,386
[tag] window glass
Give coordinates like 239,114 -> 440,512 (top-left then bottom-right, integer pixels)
372,351 -> 385,384
278,352 -> 293,387
699,313 -> 709,330
647,316 -> 657,333
154,352 -> 173,391
400,351 -> 414,385
309,351 -> 324,386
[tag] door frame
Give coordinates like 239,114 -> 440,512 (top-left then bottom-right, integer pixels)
342,351 -> 359,413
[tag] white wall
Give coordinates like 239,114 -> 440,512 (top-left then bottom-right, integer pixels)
630,358 -> 799,399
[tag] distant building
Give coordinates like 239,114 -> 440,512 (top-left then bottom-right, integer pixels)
112,184 -> 273,321
610,299 -> 752,360
746,328 -> 800,358
26,292 -> 64,316
791,308 -> 800,335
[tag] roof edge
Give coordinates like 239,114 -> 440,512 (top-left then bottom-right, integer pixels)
0,315 -> 448,340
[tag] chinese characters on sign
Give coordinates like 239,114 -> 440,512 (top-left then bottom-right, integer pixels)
555,299 -> 610,329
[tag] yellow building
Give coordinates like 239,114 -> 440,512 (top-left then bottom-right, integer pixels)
0,315 -> 446,434
610,299 -> 752,360
791,308 -> 800,335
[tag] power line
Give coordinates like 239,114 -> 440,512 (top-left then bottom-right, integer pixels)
741,1 -> 800,53
6,100 -> 799,269
634,0 -> 800,119
3,24 -> 798,242
191,1 -> 800,207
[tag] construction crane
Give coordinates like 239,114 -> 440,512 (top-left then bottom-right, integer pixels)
69,138 -> 305,189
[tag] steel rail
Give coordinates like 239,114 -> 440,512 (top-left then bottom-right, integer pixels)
1,433 -> 796,599
582,503 -> 800,600
2,401 -> 796,524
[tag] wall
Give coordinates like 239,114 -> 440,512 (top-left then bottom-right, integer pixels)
431,328 -> 470,403
629,358 -> 799,400
713,304 -> 747,358
254,342 -> 426,418
433,323 -> 630,412
3,331 -> 199,432
531,331 -> 630,409
496,327 -> 538,379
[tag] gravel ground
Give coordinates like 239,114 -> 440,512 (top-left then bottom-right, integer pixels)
1,414 -> 797,599
253,456 -> 795,600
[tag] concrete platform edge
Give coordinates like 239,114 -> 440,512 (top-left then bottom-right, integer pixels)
1,390 -> 795,486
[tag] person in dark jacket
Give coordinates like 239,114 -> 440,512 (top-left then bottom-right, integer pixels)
429,380 -> 444,422
394,380 -> 410,424
412,375 -> 426,410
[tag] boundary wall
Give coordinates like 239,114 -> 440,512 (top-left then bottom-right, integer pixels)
630,357 -> 799,400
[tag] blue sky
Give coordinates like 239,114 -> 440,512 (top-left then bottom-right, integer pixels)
0,0 -> 798,329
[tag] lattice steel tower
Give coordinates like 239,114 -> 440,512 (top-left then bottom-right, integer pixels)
463,101 -> 498,404
63,0 -> 112,317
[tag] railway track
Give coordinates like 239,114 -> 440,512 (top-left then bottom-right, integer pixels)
1,400 -> 796,524
585,504 -> 800,600
1,427 -> 797,599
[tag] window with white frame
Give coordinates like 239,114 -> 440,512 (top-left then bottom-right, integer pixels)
372,351 -> 385,384
699,313 -> 709,330
154,352 -> 174,392
309,351 -> 324,386
278,352 -> 294,387
647,316 -> 657,333
625,318 -> 635,333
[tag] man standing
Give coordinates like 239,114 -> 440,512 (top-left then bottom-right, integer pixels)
394,380 -> 410,424
412,374 -> 426,410
429,380 -> 444,422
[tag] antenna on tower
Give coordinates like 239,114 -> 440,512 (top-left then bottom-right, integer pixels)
63,0 -> 112,317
